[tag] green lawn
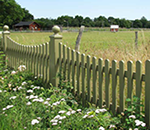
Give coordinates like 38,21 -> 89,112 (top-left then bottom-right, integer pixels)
10,30 -> 150,66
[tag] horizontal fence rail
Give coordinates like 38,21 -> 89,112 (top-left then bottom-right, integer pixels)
1,25 -> 150,128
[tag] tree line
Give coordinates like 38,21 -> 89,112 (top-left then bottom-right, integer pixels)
35,16 -> 150,30
1,0 -> 150,29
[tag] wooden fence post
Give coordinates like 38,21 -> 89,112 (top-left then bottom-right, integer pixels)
49,25 -> 62,87
2,25 -> 10,65
135,31 -> 138,49
145,60 -> 150,128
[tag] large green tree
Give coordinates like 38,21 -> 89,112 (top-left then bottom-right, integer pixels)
0,0 -> 24,27
0,0 -> 33,28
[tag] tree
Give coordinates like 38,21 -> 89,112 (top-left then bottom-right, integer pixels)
83,17 -> 93,27
0,0 -> 25,28
133,19 -> 142,28
56,15 -> 73,27
73,15 -> 84,27
22,8 -> 34,21
140,16 -> 148,28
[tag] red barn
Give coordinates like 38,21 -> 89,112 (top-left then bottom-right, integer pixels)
110,25 -> 119,32
14,21 -> 40,31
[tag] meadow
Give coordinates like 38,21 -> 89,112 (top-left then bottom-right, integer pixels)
10,30 -> 150,69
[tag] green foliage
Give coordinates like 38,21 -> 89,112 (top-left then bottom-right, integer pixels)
0,0 -> 33,28
117,96 -> 146,129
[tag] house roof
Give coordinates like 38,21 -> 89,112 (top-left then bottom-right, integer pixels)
14,21 -> 40,27
110,25 -> 119,29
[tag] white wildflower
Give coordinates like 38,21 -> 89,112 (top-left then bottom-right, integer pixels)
24,127 -> 27,129
135,120 -> 143,126
0,90 -> 2,93
26,102 -> 32,105
59,116 -> 66,120
87,111 -> 93,115
11,71 -> 17,75
27,90 -> 33,93
95,108 -> 107,113
26,96 -> 29,99
71,110 -> 76,114
66,111 -> 71,116
31,119 -> 39,125
29,95 -> 38,99
88,115 -> 94,118
18,87 -> 24,90
37,117 -> 41,120
4,90 -> 7,92
32,98 -> 44,102
31,85 -> 34,88
134,128 -> 139,130
129,115 -> 136,119
50,119 -> 58,123
83,115 -> 88,118
2,108 -> 6,111
60,98 -> 65,101
77,109 -> 82,112
33,86 -> 40,90
6,105 -> 14,109
141,123 -> 146,127
54,115 -> 61,119
46,98 -> 51,101
52,123 -> 57,126
109,124 -> 115,128
38,98 -> 44,102
22,82 -> 27,86
53,101 -> 60,106
99,126 -> 105,130
4,69 -> 8,72
58,110 -> 66,114
18,65 -> 26,72
44,101 -> 49,105
13,88 -> 17,91
9,96 -> 17,100
59,121 -> 62,124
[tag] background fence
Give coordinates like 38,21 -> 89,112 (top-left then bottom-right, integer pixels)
1,25 -> 150,128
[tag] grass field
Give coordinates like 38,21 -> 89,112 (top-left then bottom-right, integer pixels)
10,30 -> 150,70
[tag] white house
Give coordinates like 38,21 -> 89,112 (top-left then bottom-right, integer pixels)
110,25 -> 119,32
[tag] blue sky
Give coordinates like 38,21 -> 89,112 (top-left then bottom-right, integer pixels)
16,0 -> 150,20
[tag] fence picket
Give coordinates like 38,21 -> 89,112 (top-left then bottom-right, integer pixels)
42,44 -> 45,81
136,60 -> 142,112
71,50 -> 75,94
105,59 -> 110,108
145,60 -> 150,128
92,57 -> 97,104
63,45 -> 66,80
98,58 -> 103,108
87,55 -> 91,102
119,60 -> 125,113
39,45 -> 42,77
127,61 -> 133,107
112,60 -> 117,115
76,51 -> 81,97
81,54 -> 85,106
67,47 -> 71,83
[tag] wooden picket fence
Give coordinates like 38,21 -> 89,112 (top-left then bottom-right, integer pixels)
1,26 -> 150,128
